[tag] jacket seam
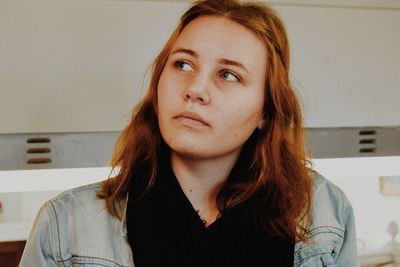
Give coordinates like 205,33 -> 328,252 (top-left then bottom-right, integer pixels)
59,255 -> 128,267
296,240 -> 337,254
294,251 -> 333,265
337,189 -> 348,264
43,202 -> 60,267
49,201 -> 65,267
307,225 -> 344,237
339,188 -> 345,224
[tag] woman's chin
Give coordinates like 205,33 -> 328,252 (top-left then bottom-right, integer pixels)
170,146 -> 214,161
169,143 -> 242,162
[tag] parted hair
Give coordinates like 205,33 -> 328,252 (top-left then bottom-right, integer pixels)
97,0 -> 314,242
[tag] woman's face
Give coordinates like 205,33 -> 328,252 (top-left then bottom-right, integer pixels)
157,15 -> 267,160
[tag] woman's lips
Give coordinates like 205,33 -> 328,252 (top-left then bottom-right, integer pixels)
174,111 -> 209,127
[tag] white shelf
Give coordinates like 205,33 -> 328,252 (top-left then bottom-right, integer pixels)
0,221 -> 33,242
0,157 -> 399,193
312,156 -> 400,179
0,167 -> 117,193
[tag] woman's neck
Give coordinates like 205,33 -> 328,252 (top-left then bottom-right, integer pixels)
170,150 -> 240,226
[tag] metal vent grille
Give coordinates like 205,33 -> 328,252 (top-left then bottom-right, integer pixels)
0,128 -> 399,170
307,127 -> 400,158
26,137 -> 52,165
0,132 -> 119,171
358,129 -> 377,154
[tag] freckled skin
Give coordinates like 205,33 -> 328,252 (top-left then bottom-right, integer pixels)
157,16 -> 267,161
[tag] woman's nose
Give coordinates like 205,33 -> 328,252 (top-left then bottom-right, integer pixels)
182,74 -> 211,105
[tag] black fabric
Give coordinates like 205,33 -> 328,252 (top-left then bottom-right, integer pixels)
126,153 -> 294,267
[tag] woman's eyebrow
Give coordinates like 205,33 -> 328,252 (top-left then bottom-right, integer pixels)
171,47 -> 248,73
171,48 -> 198,57
218,59 -> 248,73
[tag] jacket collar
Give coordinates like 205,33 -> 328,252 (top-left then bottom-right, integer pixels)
120,193 -> 129,238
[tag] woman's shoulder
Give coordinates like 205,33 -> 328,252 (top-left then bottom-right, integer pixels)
52,181 -> 103,200
52,181 -> 102,198
312,171 -> 345,197
45,182 -> 103,212
311,172 -> 353,226
294,171 -> 358,266
21,181 -> 134,266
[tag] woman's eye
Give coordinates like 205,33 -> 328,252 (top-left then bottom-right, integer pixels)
174,61 -> 193,72
220,71 -> 240,82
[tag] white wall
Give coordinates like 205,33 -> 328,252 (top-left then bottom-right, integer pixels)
1,0 -> 399,134
276,5 -> 400,127
0,192 -> 22,222
0,0 -> 189,133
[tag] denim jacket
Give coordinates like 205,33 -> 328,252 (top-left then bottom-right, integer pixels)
19,172 -> 359,267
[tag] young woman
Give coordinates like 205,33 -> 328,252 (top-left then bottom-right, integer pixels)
20,0 -> 359,266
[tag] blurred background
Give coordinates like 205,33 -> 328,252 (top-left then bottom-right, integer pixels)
0,0 -> 399,266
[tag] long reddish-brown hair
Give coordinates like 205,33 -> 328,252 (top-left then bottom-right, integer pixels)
98,0 -> 314,242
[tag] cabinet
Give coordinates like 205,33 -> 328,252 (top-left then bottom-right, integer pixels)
0,241 -> 26,267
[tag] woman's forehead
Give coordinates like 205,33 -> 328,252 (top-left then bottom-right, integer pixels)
172,16 -> 267,70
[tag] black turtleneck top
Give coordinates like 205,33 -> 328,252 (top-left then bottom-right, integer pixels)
126,154 -> 294,267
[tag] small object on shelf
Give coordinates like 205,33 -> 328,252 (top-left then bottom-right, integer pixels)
383,221 -> 400,253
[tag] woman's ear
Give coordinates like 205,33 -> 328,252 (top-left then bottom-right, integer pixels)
257,118 -> 266,130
